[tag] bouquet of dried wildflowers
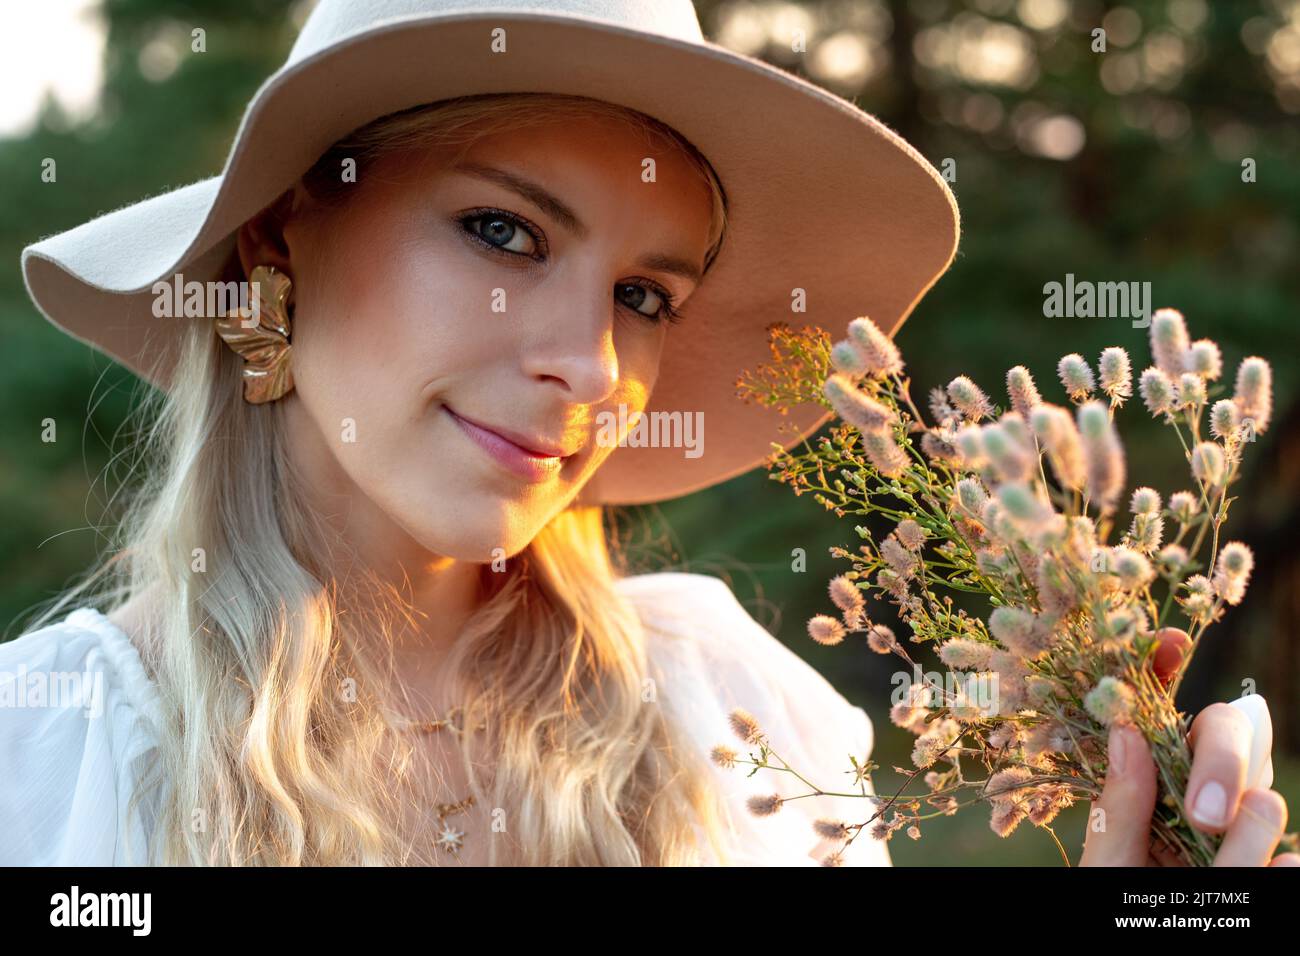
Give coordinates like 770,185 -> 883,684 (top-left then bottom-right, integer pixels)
718,308 -> 1293,866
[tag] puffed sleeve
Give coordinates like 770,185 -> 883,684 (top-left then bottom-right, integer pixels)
619,572 -> 892,866
0,608 -> 162,865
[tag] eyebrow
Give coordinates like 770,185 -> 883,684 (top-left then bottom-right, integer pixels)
451,161 -> 704,285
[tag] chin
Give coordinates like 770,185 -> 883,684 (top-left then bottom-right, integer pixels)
409,510 -> 542,565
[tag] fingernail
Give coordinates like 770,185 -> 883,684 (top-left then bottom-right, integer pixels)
1192,780 -> 1227,827
1109,725 -> 1127,774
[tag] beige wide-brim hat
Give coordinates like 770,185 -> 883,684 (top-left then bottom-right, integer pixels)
21,0 -> 959,506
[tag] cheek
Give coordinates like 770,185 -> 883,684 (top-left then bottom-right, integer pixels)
289,293 -> 399,444
290,230 -> 479,422
583,331 -> 662,465
609,325 -> 664,410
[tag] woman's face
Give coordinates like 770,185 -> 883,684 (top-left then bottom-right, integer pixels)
240,112 -> 715,565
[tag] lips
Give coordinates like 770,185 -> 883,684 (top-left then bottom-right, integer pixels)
443,404 -> 577,483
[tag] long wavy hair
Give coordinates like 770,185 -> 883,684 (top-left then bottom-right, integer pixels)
22,92 -> 737,865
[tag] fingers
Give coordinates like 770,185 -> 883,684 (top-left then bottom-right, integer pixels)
1213,789 -> 1288,867
1080,724 -> 1158,866
1149,628 -> 1191,689
1269,853 -> 1300,867
1186,702 -> 1254,833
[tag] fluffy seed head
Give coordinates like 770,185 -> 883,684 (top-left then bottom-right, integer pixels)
1130,486 -> 1161,514
1150,308 -> 1191,377
1084,676 -> 1137,726
1233,356 -> 1272,435
896,518 -> 927,551
1214,542 -> 1253,605
729,708 -> 763,745
981,421 -> 1034,483
1190,441 -> 1226,487
876,566 -> 908,599
710,745 -> 738,769
1031,403 -> 1086,490
1035,552 -> 1078,616
1057,353 -> 1095,401
990,802 -> 1029,837
954,423 -> 986,467
881,536 -> 918,577
929,386 -> 959,428
1178,372 -> 1207,407
938,638 -> 995,670
1209,398 -> 1241,440
1168,490 -> 1200,524
1099,347 -> 1133,403
997,482 -> 1054,530
1103,606 -> 1147,647
986,766 -> 1035,806
1007,615 -> 1056,660
1109,545 -> 1155,590
823,374 -> 896,433
1006,365 -> 1043,419
1128,511 -> 1164,553
1188,339 -> 1223,380
981,499 -> 1017,542
1065,515 -> 1099,564
1157,543 -> 1189,570
862,429 -> 910,478
828,574 -> 864,612
1078,401 -> 1125,510
921,430 -> 960,463
830,340 -> 870,378
1025,721 -> 1074,762
955,477 -> 990,517
1027,784 -> 1076,826
846,316 -> 904,377
747,794 -> 784,817
1180,574 -> 1216,620
947,375 -> 994,421
912,734 -> 950,769
808,614 -> 846,646
866,623 -> 898,655
1139,367 -> 1177,416
814,818 -> 851,840
989,606 -> 1035,649
1218,541 -> 1254,578
999,411 -> 1030,447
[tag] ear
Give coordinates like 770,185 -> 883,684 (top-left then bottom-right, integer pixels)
235,186 -> 301,279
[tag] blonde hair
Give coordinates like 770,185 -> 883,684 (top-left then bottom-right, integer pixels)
21,93 -> 735,865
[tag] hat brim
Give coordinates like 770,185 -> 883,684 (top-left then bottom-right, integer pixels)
21,9 -> 958,506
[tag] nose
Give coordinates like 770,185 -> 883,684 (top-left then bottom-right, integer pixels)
519,285 -> 621,405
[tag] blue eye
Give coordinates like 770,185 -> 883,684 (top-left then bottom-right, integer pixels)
459,208 -> 682,325
617,282 -> 681,324
461,210 -> 541,257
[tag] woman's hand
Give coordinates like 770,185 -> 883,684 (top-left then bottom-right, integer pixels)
1079,628 -> 1299,866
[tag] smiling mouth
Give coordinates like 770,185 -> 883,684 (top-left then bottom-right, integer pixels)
443,404 -> 575,483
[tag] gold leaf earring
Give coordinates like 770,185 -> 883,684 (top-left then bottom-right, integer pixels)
214,264 -> 295,404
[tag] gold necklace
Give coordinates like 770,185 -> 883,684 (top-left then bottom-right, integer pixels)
386,705 -> 486,857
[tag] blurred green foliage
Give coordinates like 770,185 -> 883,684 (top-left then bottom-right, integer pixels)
1,0 -> 1296,864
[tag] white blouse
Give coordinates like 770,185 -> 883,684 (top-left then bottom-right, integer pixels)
0,571 -> 890,866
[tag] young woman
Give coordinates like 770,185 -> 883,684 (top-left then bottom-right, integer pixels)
5,0 -> 1291,867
